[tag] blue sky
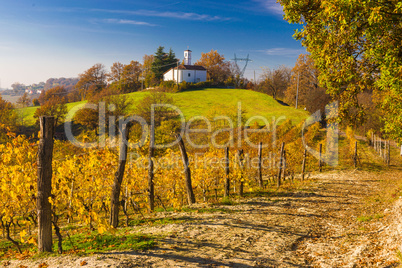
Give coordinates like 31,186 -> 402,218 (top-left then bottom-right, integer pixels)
0,0 -> 306,89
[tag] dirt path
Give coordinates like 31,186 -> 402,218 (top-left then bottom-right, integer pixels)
9,170 -> 402,267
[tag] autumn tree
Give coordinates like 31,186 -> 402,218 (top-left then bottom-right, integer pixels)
143,54 -> 157,88
73,107 -> 99,131
279,0 -> 402,140
73,87 -> 133,133
0,95 -> 18,142
17,93 -> 31,108
108,62 -> 125,84
357,91 -> 382,134
284,54 -> 327,108
305,88 -> 332,125
135,90 -> 177,127
44,78 -> 78,91
11,83 -> 26,94
32,98 -> 40,106
75,63 -> 107,100
108,61 -> 142,93
121,61 -> 142,92
195,49 -> 231,84
34,86 -> 68,126
151,47 -> 178,81
258,65 -> 291,100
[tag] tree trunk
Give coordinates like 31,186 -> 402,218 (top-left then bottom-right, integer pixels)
177,134 -> 196,205
277,142 -> 285,188
37,116 -> 54,253
52,216 -> 63,254
301,148 -> 307,180
110,123 -> 130,228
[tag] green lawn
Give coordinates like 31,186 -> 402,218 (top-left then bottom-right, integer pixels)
20,88 -> 309,126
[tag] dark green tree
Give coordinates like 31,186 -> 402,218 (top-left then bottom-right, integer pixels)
151,47 -> 178,81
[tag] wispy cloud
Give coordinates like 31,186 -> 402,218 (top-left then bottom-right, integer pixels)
253,0 -> 284,15
258,48 -> 306,56
92,9 -> 232,22
104,19 -> 157,27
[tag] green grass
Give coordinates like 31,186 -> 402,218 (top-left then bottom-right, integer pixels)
20,88 -> 309,127
153,206 -> 237,214
0,231 -> 155,260
128,216 -> 189,226
179,206 -> 237,213
59,232 -> 155,254
220,197 -> 237,206
19,101 -> 87,126
357,213 -> 384,222
155,88 -> 308,124
396,250 -> 402,263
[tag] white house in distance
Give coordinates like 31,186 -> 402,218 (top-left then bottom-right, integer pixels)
163,49 -> 207,83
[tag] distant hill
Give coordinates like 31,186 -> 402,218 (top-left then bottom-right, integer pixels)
44,77 -> 79,91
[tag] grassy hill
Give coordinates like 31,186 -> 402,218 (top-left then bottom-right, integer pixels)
19,101 -> 87,126
20,88 -> 309,126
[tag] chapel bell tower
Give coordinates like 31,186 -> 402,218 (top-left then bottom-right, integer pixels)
184,49 -> 192,65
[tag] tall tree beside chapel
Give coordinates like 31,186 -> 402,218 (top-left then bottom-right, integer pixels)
151,47 -> 178,81
195,49 -> 231,84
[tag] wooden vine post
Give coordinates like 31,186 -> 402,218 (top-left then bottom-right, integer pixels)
380,137 -> 382,157
283,149 -> 287,180
148,124 -> 155,212
301,148 -> 307,180
224,147 -> 230,198
387,140 -> 391,166
110,122 -> 130,228
371,132 -> 374,146
374,135 -> 377,151
37,116 -> 55,253
354,141 -> 358,168
319,144 -> 323,172
237,149 -> 245,197
277,142 -> 285,188
177,134 -> 196,205
258,142 -> 263,188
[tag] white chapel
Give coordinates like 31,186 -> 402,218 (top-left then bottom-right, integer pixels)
163,49 -> 207,83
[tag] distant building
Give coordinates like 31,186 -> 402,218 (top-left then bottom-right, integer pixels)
163,49 -> 207,83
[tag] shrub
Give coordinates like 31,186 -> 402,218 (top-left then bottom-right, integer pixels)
158,81 -> 178,93
32,98 -> 40,106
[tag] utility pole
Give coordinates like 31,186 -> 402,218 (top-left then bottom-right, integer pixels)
295,72 -> 300,109
231,54 -> 253,87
